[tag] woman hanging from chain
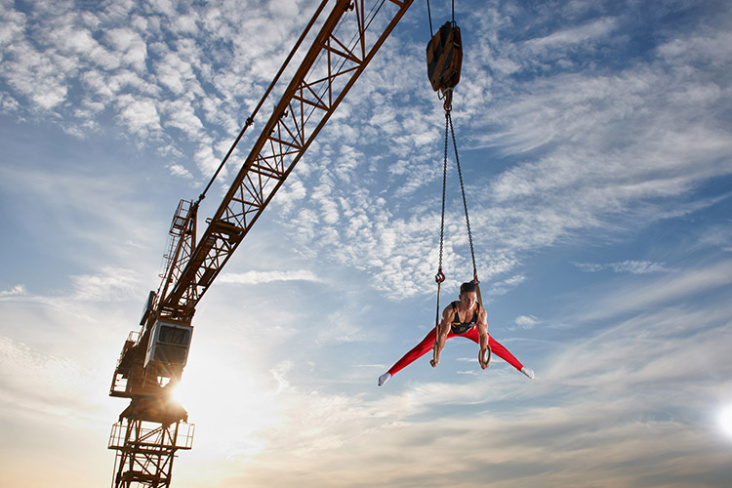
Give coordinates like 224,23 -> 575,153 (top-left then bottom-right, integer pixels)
379,11 -> 535,387
378,281 -> 534,386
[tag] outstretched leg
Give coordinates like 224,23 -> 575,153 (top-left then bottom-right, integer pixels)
387,329 -> 438,377
379,328 -> 534,386
461,328 -> 528,373
379,328 -> 448,385
488,337 -> 525,371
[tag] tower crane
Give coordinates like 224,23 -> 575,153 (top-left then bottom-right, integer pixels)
107,1 -> 414,486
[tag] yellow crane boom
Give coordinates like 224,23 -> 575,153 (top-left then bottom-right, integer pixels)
108,1 -> 414,487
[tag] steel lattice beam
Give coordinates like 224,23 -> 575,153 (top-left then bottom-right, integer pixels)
163,0 -> 413,319
110,419 -> 194,488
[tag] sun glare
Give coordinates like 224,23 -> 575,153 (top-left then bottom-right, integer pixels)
167,341 -> 285,459
719,405 -> 732,438
719,405 -> 732,437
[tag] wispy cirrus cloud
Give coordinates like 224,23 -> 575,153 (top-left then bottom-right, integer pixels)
269,0 -> 732,302
0,285 -> 27,298
218,269 -> 323,285
179,290 -> 732,488
514,314 -> 539,329
0,164 -> 162,264
70,267 -> 140,302
574,260 -> 670,274
575,259 -> 732,323
0,0 -> 319,180
0,336 -> 104,419
525,16 -> 619,50
3,1 -> 730,310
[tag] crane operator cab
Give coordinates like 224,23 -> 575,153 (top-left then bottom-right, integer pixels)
144,320 -> 193,370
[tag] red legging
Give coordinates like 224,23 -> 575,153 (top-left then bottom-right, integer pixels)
387,326 -> 524,376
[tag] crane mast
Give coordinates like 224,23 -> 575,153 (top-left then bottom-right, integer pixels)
108,1 -> 414,486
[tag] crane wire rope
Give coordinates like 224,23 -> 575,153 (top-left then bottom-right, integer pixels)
426,0 -> 434,37
426,0 -> 456,37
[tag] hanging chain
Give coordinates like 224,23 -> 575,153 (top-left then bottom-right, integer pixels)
433,109 -> 450,330
432,2 -> 471,339
448,111 -> 479,284
437,112 -> 449,282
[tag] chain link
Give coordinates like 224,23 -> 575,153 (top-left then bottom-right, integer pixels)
448,112 -> 478,283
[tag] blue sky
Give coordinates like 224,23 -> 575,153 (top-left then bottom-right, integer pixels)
2,0 -> 732,486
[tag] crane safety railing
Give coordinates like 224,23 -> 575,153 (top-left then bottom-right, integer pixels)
109,420 -> 194,451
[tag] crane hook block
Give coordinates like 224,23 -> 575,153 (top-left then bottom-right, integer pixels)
426,22 -> 462,94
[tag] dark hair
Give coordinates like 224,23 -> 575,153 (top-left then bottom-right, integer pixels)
460,281 -> 477,295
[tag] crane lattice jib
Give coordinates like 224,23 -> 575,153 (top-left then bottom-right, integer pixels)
160,0 -> 414,321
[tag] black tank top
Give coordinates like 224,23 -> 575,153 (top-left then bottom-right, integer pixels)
450,301 -> 480,335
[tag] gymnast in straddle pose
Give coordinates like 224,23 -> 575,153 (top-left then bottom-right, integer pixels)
378,281 -> 534,386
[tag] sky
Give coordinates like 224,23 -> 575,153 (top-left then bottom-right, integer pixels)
1,0 -> 732,487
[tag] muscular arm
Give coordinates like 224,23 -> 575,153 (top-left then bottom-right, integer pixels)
430,306 -> 452,367
477,307 -> 490,369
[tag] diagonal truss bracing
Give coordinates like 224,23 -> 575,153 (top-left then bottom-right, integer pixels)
109,419 -> 194,488
162,0 -> 413,319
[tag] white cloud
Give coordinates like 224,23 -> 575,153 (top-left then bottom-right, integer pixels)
0,164 -> 162,265
104,27 -> 148,72
0,336 -> 103,419
147,0 -> 177,17
155,49 -> 198,96
699,222 -> 732,252
70,267 -> 140,302
181,293 -> 732,488
515,315 -> 539,329
162,97 -> 204,137
270,360 -> 293,394
246,0 -> 731,305
173,13 -> 200,35
658,29 -> 732,66
526,17 -> 619,49
0,0 -> 251,173
577,260 -> 732,322
218,269 -> 322,285
0,3 -> 26,50
116,94 -> 163,137
0,285 -> 27,298
169,163 -> 194,179
0,92 -> 20,112
575,260 -> 670,274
